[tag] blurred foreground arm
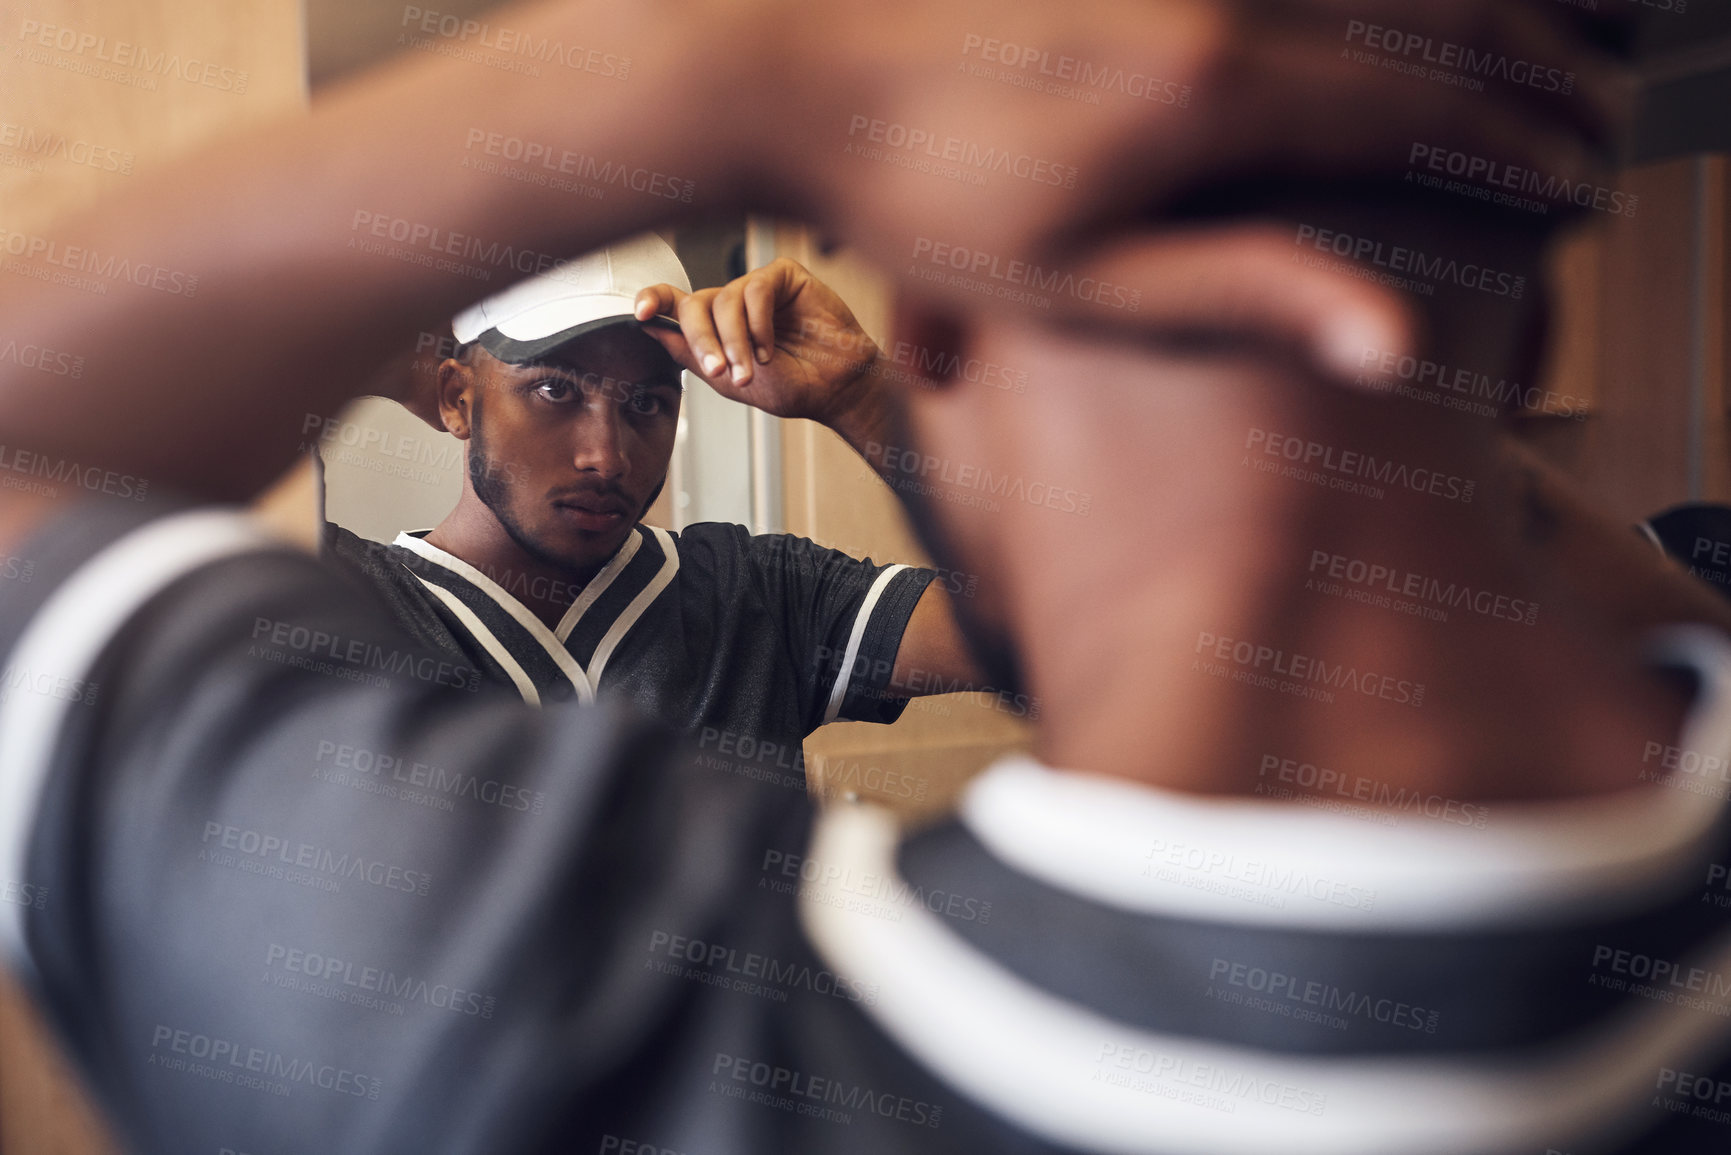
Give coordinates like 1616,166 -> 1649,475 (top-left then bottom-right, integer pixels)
0,0 -> 1624,534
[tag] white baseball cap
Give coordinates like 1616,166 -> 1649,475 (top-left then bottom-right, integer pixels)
451,232 -> 690,364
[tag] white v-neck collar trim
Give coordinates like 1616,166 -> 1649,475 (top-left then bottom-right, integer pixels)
955,625 -> 1731,931
587,526 -> 680,685
409,575 -> 544,706
393,527 -> 678,701
393,531 -> 595,702
554,528 -> 643,642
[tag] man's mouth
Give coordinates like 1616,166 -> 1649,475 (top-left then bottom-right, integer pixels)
553,494 -> 631,532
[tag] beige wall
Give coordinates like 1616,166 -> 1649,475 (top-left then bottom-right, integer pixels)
0,2 -> 307,1150
321,395 -> 467,541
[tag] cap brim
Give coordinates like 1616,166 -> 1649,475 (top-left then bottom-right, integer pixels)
475,314 -> 680,365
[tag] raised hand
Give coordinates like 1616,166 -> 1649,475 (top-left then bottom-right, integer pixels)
633,258 -> 881,425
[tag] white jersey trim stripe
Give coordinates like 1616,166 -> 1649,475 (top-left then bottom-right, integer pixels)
393,532 -> 593,702
586,526 -> 678,688
555,526 -> 643,643
802,801 -> 1731,1155
956,625 -> 1731,932
0,510 -> 273,974
821,564 -> 908,725
411,575 -> 546,707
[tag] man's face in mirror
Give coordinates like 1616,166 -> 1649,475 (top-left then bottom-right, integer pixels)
438,323 -> 683,574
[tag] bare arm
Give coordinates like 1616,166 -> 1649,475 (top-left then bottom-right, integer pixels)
890,583 -> 985,694
0,0 -> 1618,557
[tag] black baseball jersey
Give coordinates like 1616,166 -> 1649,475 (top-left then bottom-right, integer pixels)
322,520 -> 935,789
6,500 -> 1731,1155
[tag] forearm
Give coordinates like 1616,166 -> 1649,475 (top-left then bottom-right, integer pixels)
822,362 -> 901,482
0,0 -> 766,503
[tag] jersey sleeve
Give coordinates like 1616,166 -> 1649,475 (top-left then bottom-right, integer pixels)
743,532 -> 939,731
0,502 -> 813,1155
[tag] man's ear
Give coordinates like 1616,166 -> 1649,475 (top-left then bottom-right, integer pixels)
437,357 -> 475,440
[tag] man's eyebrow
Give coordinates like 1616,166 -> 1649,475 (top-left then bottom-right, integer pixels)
512,359 -> 682,388
510,358 -> 577,376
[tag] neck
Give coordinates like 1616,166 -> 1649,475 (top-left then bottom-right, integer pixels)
423,491 -> 607,629
1003,354 -> 1689,805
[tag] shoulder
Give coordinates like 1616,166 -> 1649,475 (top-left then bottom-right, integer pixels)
659,521 -> 757,580
682,524 -> 855,572
664,520 -> 751,555
322,520 -> 401,565
321,521 -> 421,589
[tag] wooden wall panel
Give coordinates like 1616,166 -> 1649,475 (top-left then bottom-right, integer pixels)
1525,158 -> 1729,521
0,2 -> 306,1150
1535,227 -> 1603,418
0,0 -> 305,231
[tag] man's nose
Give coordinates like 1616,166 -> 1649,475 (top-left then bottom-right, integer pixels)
569,403 -> 629,479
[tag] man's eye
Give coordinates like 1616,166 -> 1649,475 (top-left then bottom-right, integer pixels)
627,391 -> 663,417
533,380 -> 575,403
